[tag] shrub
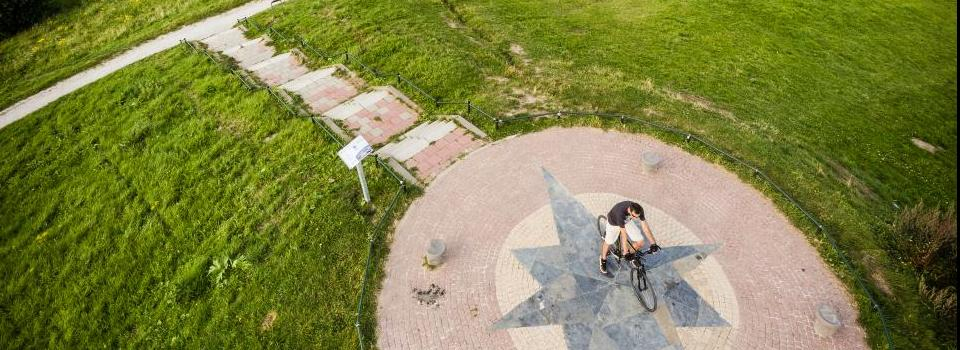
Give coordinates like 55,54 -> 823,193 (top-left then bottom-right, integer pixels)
891,202 -> 957,325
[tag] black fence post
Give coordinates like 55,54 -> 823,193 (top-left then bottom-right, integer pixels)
467,100 -> 472,114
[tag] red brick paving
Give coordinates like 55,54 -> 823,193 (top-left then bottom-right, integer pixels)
404,128 -> 484,181
327,89 -> 420,145
249,52 -> 310,86
376,127 -> 867,349
221,37 -> 275,68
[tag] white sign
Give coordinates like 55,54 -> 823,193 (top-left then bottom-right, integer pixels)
337,136 -> 373,169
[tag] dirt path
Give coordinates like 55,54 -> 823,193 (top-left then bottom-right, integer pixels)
0,0 -> 282,129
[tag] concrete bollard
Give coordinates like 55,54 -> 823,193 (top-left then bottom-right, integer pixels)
426,239 -> 446,266
642,152 -> 663,174
814,304 -> 841,337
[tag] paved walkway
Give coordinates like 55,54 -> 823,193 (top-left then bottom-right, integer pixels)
194,26 -> 485,182
377,127 -> 867,349
0,0 -> 283,129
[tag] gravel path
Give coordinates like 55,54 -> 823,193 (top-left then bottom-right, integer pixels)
0,0 -> 282,129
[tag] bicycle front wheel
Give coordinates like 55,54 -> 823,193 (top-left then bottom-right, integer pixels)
632,266 -> 658,312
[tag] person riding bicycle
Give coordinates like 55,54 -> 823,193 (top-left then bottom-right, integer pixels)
600,201 -> 660,275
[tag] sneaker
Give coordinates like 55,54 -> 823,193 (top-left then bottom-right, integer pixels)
599,259 -> 609,275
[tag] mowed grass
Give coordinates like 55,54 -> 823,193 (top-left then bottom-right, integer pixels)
0,0 -> 954,348
0,47 -> 406,347
0,0 -> 248,110
248,0 -> 956,347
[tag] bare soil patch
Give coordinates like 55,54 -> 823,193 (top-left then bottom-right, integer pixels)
260,310 -> 278,331
824,158 -> 878,200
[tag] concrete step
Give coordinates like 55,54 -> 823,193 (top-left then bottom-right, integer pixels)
405,120 -> 457,143
403,126 -> 483,181
282,67 -> 338,91
281,65 -> 361,114
201,27 -> 248,52
248,51 -> 310,86
375,117 -> 485,182
323,87 -> 419,144
221,36 -> 275,69
376,120 -> 456,161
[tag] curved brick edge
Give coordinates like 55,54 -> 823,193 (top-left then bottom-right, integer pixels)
376,127 -> 867,349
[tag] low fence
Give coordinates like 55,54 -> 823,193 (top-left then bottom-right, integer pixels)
188,16 -> 895,349
180,38 -> 409,350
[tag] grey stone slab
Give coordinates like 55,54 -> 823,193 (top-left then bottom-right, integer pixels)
602,314 -> 673,349
645,244 -> 719,272
386,138 -> 429,162
565,323 -> 597,350
413,121 -> 456,142
494,169 -> 729,349
662,280 -> 728,327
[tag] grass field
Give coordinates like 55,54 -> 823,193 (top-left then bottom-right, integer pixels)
248,0 -> 956,347
0,0 -> 956,348
0,47 -> 408,347
0,0 -> 248,110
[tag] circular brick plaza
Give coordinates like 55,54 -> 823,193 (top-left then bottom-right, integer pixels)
376,127 -> 868,349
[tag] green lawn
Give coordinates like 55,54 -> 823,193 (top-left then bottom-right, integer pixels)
0,0 -> 955,348
247,0 -> 956,347
0,0 -> 249,110
0,47 -> 407,347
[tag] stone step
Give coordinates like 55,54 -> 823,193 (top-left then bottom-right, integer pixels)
281,65 -> 361,114
248,51 -> 310,86
221,36 -> 275,69
282,67 -> 338,91
403,126 -> 483,181
201,27 -> 248,52
323,87 -> 420,145
376,120 -> 457,161
405,120 -> 457,143
375,116 -> 485,182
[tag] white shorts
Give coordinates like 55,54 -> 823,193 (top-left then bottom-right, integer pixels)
604,221 -> 645,245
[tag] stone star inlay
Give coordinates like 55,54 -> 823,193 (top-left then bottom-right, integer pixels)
493,169 -> 728,349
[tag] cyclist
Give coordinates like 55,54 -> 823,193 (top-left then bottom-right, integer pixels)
600,201 -> 660,275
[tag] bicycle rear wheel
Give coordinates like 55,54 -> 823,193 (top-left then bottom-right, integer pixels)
597,215 -> 620,258
632,266 -> 658,312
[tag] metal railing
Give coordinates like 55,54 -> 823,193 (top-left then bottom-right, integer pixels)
198,17 -> 894,349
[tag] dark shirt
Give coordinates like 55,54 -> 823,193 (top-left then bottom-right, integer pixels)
607,201 -> 645,228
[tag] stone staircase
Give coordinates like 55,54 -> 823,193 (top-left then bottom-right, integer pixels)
198,27 -> 486,185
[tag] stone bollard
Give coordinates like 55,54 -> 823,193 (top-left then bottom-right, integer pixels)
426,239 -> 446,266
642,152 -> 663,174
814,304 -> 841,337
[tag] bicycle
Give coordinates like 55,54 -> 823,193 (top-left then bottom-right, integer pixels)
597,215 -> 658,312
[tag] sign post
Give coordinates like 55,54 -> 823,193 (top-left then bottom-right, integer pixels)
356,162 -> 370,203
337,136 -> 374,203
